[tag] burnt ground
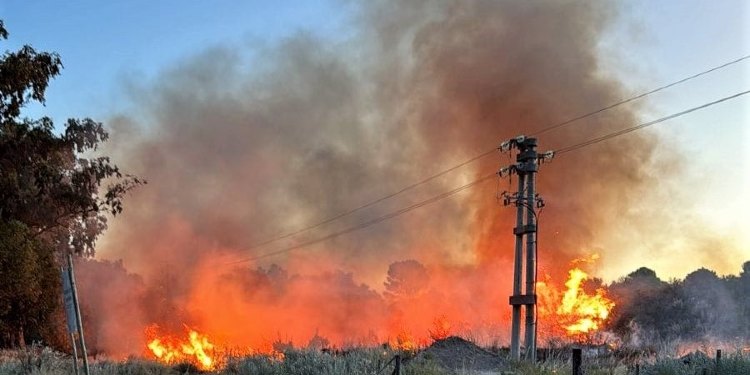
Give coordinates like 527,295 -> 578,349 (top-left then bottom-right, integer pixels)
411,336 -> 508,374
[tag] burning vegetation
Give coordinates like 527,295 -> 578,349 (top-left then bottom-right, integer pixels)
145,325 -> 218,370
0,0 -> 748,374
557,268 -> 615,335
46,0 -> 749,368
132,259 -> 620,369
144,324 -> 286,370
75,256 -> 747,371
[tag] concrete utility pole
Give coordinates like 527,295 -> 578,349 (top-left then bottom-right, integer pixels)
499,136 -> 553,362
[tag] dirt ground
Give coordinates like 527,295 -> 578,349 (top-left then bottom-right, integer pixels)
413,336 -> 508,374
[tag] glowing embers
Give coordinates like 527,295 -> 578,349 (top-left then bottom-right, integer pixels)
556,267 -> 615,335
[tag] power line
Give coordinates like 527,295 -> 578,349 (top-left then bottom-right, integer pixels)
530,54 -> 750,136
230,88 -> 749,264
238,54 -> 750,254
227,172 -> 497,265
240,149 -> 495,251
555,89 -> 750,155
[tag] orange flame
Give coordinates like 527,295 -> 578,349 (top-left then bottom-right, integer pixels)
145,325 -> 217,370
556,267 -> 615,335
145,324 -> 288,369
428,315 -> 452,341
389,329 -> 423,351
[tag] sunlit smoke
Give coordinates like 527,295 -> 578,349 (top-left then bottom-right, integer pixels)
82,0 -> 704,358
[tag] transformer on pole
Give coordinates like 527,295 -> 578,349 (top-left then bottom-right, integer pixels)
498,136 -> 553,362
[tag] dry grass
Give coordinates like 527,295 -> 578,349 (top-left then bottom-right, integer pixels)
0,344 -> 748,375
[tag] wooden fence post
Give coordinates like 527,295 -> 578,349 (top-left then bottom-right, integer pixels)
391,354 -> 401,375
572,348 -> 582,375
716,349 -> 721,372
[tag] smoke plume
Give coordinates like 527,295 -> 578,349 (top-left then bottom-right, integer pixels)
79,0 -> 714,356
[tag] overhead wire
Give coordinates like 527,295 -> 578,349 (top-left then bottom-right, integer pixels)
229,87 -> 749,264
239,149 -> 495,252
554,89 -> 750,155
227,172 -> 497,264
530,54 -> 750,136
236,54 -> 750,255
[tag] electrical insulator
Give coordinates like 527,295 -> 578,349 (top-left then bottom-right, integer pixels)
539,151 -> 555,163
498,166 -> 515,177
498,134 -> 527,152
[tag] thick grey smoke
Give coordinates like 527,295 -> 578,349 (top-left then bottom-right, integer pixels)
103,0 -> 653,278
87,0 -> 706,356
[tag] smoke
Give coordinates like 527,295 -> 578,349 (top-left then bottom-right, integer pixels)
73,258 -> 146,356
80,0 -> 718,356
606,265 -> 750,350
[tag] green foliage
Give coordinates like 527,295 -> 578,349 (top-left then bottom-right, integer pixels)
223,348 -> 394,375
607,265 -> 750,342
511,357 -> 569,375
0,19 -> 143,257
0,344 -> 73,375
0,115 -> 143,256
91,359 -> 179,375
0,21 -> 61,121
0,221 -> 62,348
0,19 -> 142,349
402,360 -> 449,375
642,352 -> 750,375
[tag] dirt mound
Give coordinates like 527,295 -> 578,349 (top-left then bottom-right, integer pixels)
413,336 -> 507,373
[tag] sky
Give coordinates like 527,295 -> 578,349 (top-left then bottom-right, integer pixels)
598,0 -> 750,278
1,0 -> 748,282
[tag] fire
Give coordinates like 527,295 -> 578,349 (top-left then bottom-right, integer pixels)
145,324 -> 287,369
428,315 -> 452,341
182,330 -> 215,369
145,325 -> 217,370
556,267 -> 615,335
389,329 -> 424,351
140,259 -> 615,362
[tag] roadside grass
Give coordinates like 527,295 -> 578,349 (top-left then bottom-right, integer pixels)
0,344 -> 748,374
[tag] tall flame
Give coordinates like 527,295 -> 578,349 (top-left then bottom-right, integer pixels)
556,267 -> 615,335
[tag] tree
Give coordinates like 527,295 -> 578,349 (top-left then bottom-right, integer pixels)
383,260 -> 430,301
0,221 -> 61,347
682,268 -> 741,339
733,261 -> 750,337
607,267 -> 669,341
0,20 -> 142,347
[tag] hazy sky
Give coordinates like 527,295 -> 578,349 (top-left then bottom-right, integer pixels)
2,1 -> 748,280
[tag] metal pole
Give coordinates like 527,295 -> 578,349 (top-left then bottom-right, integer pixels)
524,142 -> 537,361
572,348 -> 582,375
70,332 -> 79,375
67,254 -> 90,375
510,173 -> 526,361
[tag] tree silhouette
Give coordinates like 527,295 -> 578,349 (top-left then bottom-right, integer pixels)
0,20 -> 142,347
